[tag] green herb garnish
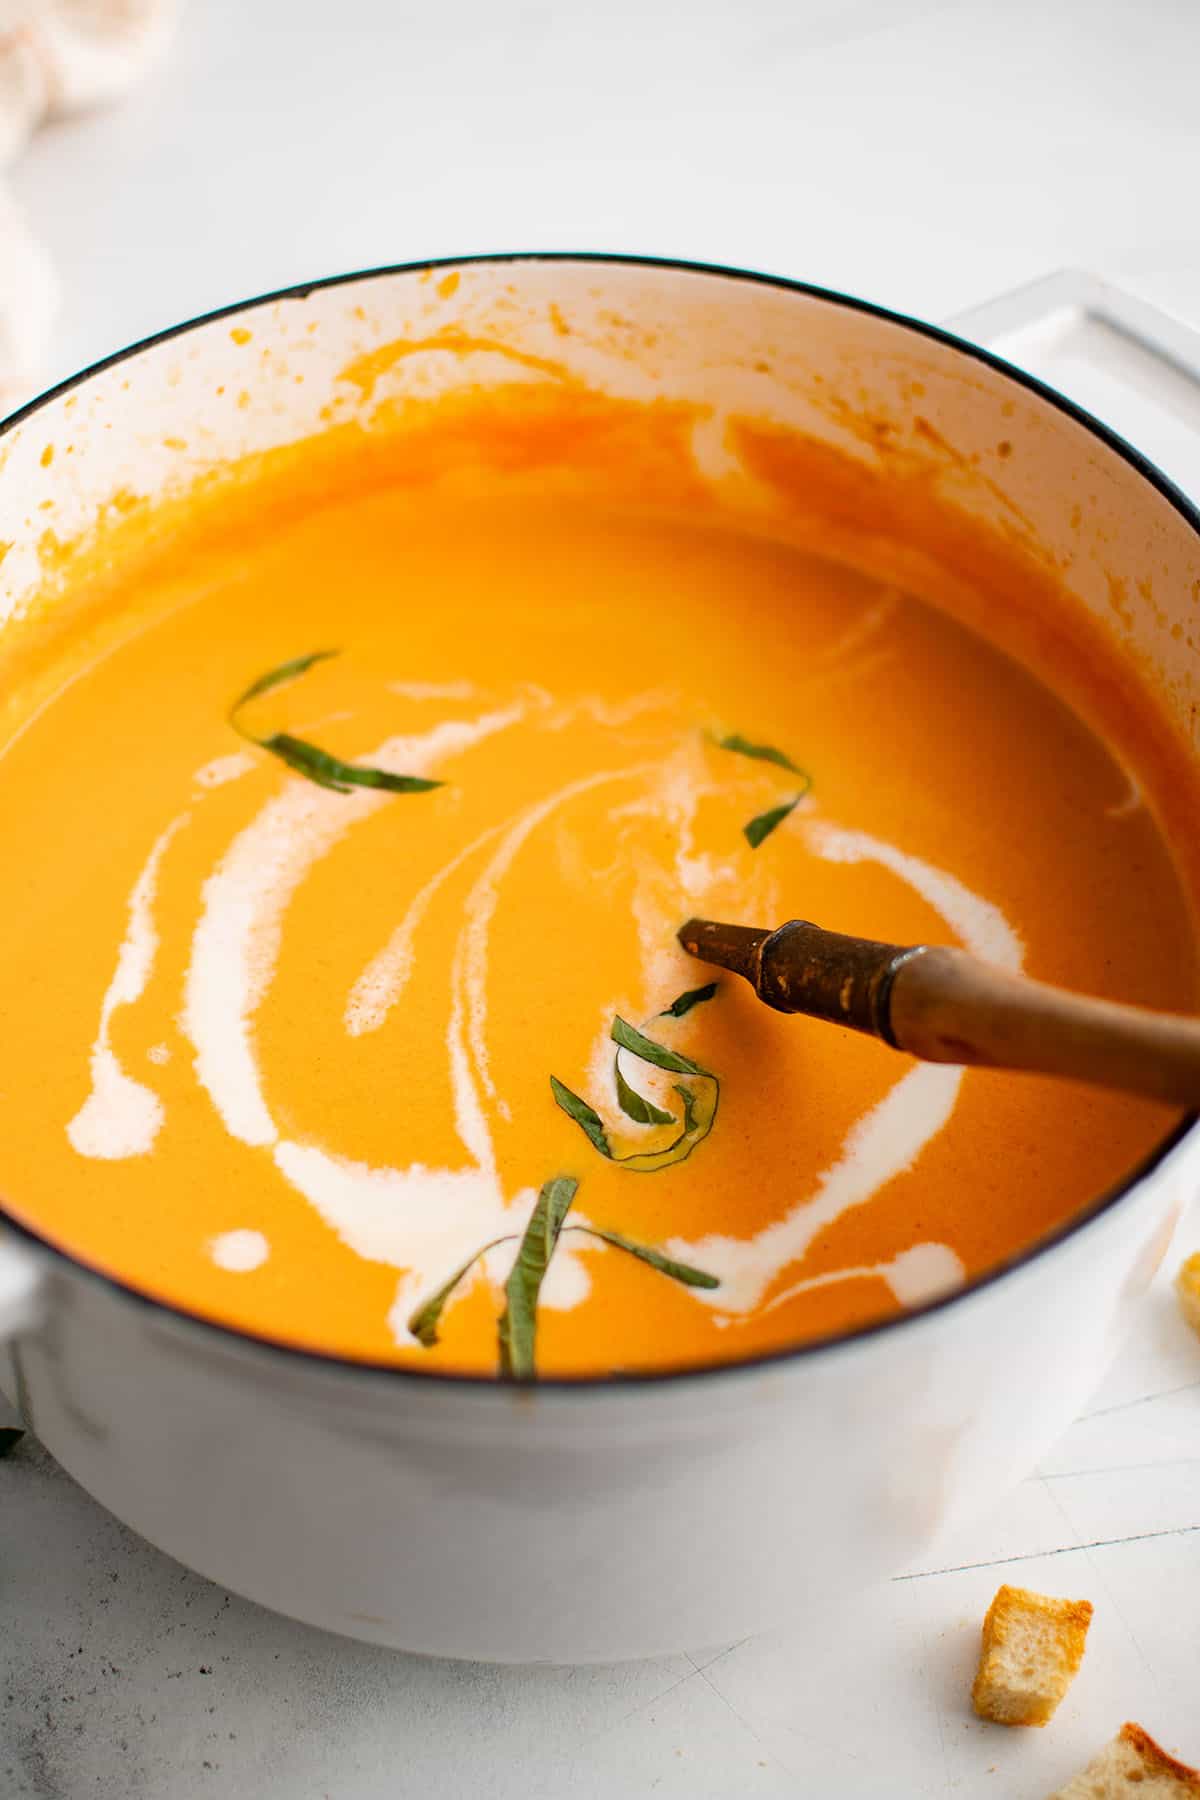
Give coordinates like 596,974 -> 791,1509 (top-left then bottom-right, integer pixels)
498,1176 -> 579,1379
548,1077 -> 611,1155
550,986 -> 720,1173
660,981 -> 719,1018
710,731 -> 804,773
409,992 -> 722,1373
743,793 -> 804,848
712,729 -> 811,848
407,1234 -> 517,1348
615,1064 -> 676,1126
234,648 -> 339,705
0,1428 -> 24,1458
410,1165 -> 721,1375
565,1225 -> 718,1289
230,651 -> 442,796
611,1014 -> 709,1076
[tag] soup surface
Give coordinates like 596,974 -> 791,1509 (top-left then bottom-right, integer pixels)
0,400 -> 1195,1377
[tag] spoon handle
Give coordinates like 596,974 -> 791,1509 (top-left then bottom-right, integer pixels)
678,916 -> 1200,1108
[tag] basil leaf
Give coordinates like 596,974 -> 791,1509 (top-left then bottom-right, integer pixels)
258,734 -> 353,793
552,1016 -> 720,1174
230,651 -> 443,798
549,1075 -> 611,1156
610,1016 -> 711,1079
712,730 -> 812,848
498,1176 -> 579,1379
408,1234 -> 516,1348
660,981 -> 718,1018
231,649 -> 339,712
567,1226 -> 719,1289
263,733 -> 442,795
712,732 -> 803,774
0,1427 -> 24,1458
607,1076 -> 720,1174
615,1063 -> 675,1126
743,793 -> 802,848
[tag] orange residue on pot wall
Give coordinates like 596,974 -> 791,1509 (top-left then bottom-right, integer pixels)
338,332 -> 572,402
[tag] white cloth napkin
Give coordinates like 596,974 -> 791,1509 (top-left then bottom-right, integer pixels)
0,1 -> 175,410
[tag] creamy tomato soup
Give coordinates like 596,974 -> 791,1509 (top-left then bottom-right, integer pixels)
0,378 -> 1195,1377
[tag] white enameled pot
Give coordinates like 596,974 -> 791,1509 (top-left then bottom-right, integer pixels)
1,258 -> 1198,1663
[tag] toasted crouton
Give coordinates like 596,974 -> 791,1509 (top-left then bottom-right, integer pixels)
1176,1253 -> 1200,1339
971,1584 -> 1093,1726
1048,1721 -> 1200,1796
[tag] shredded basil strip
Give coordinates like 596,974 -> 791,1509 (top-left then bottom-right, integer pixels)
410,980 -> 721,1363
498,1176 -> 579,1379
261,733 -> 441,795
615,1063 -> 675,1126
231,649 -> 340,710
565,1225 -> 718,1289
711,728 -> 812,849
0,1427 -> 24,1458
550,987 -> 720,1174
549,1076 -> 611,1156
660,981 -> 718,1018
230,651 -> 443,797
610,1014 -> 708,1077
408,1234 -> 517,1348
711,731 -> 804,774
743,792 -> 805,848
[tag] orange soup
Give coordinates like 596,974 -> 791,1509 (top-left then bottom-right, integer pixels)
0,388 -> 1195,1377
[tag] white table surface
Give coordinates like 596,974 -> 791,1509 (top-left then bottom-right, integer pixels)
3,2 -> 1200,1794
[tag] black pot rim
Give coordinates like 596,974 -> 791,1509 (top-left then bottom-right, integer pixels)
2,249 -> 1197,1395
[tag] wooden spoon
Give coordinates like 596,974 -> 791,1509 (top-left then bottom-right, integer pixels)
678,916 -> 1200,1108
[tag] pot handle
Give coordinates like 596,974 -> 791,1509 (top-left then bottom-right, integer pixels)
0,1232 -> 45,1340
943,269 -> 1200,498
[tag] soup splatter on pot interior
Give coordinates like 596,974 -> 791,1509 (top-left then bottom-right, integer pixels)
0,378 -> 1196,1378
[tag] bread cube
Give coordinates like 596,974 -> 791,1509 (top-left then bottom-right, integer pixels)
971,1583 -> 1093,1727
1176,1252 -> 1200,1339
1048,1721 -> 1200,1796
